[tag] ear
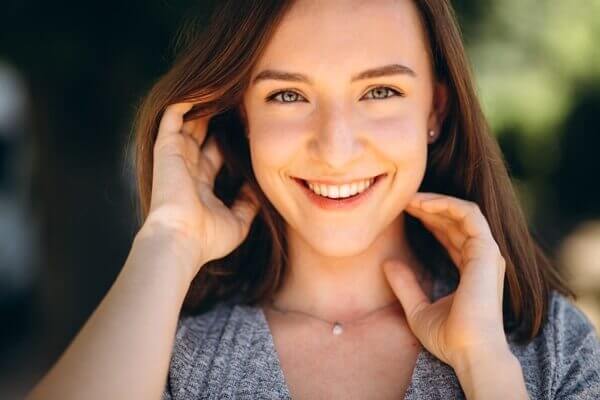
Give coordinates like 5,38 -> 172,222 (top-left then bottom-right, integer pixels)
427,81 -> 449,143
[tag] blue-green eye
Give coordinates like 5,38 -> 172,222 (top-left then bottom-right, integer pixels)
361,86 -> 404,100
265,90 -> 308,104
265,86 -> 404,104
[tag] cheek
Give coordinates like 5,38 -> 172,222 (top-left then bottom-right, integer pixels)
247,117 -> 306,175
363,115 -> 427,165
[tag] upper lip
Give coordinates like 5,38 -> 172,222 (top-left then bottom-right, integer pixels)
293,173 -> 386,185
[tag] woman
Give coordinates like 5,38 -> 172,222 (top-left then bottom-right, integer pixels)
27,0 -> 600,399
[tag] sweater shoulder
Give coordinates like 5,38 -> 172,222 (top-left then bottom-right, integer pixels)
546,290 -> 600,397
170,300 -> 263,371
547,290 -> 597,341
509,290 -> 600,398
164,300 -> 287,399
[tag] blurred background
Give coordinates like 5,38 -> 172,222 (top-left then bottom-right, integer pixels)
0,0 -> 599,397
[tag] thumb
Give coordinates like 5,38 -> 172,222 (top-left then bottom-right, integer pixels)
383,259 -> 431,329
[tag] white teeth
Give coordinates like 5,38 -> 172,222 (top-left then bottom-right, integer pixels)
307,178 -> 375,199
329,186 -> 340,198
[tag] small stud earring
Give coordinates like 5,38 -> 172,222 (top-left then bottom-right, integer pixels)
428,130 -> 435,137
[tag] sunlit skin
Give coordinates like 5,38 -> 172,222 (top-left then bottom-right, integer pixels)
240,0 -> 528,398
242,0 -> 443,318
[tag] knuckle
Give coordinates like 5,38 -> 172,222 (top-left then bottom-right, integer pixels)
410,301 -> 428,321
161,104 -> 191,127
165,102 -> 189,115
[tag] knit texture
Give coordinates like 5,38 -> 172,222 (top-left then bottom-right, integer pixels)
161,275 -> 600,399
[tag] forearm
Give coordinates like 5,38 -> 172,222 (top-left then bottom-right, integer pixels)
453,348 -> 529,400
27,228 -> 195,400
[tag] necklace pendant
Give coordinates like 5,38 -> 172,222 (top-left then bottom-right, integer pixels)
332,322 -> 343,335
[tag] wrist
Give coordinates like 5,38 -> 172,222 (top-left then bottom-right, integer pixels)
132,222 -> 205,285
449,341 -> 512,376
451,346 -> 527,399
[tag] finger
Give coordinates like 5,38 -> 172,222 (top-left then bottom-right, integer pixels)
200,135 -> 224,179
383,258 -> 431,334
409,194 -> 492,240
408,192 -> 445,206
420,219 -> 463,268
156,102 -> 195,145
457,244 -> 506,313
188,113 -> 212,146
230,182 -> 261,238
151,104 -> 196,207
406,205 -> 467,250
178,131 -> 201,165
181,118 -> 200,140
409,193 -> 474,221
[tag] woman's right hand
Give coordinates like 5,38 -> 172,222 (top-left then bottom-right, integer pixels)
141,102 -> 261,280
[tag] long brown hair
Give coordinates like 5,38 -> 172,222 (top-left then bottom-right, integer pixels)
128,0 -> 575,344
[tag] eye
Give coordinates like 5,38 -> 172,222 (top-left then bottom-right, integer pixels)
265,86 -> 404,104
265,90 -> 308,104
361,86 -> 404,101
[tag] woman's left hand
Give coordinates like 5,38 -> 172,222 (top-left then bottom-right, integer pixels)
383,192 -> 509,371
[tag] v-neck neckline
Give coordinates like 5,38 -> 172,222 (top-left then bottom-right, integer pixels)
253,274 -> 448,399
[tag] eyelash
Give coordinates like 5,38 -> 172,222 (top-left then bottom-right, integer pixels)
265,86 -> 405,104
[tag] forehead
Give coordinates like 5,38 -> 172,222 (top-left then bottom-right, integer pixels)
250,0 -> 431,80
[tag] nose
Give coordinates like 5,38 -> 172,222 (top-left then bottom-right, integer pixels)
310,104 -> 364,169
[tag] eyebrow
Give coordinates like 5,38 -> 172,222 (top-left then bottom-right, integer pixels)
251,63 -> 417,86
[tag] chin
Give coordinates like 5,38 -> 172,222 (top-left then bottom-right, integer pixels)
302,231 -> 377,258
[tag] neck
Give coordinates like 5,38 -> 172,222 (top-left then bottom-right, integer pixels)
268,213 -> 432,322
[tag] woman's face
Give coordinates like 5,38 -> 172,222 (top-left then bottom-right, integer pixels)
242,0 -> 446,256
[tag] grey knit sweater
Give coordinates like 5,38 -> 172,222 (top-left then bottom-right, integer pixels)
161,274 -> 600,399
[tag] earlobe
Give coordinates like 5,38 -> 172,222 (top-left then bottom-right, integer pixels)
427,129 -> 437,144
427,82 -> 449,143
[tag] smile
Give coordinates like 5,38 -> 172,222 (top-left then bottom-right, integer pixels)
305,177 -> 376,198
291,173 -> 387,211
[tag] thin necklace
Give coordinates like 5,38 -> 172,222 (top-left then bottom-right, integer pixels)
266,298 -> 402,336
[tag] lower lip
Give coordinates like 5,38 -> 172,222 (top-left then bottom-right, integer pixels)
292,174 -> 387,211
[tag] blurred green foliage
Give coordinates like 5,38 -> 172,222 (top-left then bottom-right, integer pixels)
455,0 -> 600,238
